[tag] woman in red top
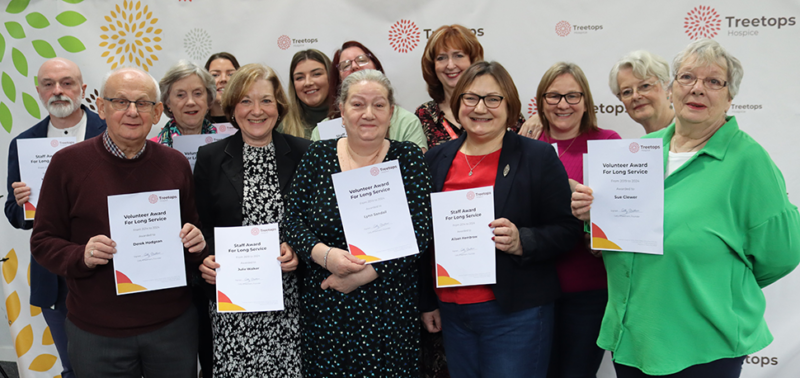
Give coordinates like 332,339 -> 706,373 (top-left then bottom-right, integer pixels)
422,61 -> 581,378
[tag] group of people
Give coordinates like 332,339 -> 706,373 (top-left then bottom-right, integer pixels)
4,23 -> 799,378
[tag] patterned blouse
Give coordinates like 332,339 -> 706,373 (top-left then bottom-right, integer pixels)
152,118 -> 217,147
415,101 -> 524,148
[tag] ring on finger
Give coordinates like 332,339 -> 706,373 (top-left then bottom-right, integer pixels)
528,130 -> 533,134
90,249 -> 94,257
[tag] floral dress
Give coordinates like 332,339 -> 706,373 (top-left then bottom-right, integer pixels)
208,143 -> 301,377
284,139 -> 432,377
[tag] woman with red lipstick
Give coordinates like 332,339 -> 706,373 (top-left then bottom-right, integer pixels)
205,52 -> 240,124
534,62 -> 620,378
154,60 -> 218,147
609,50 -> 674,134
281,49 -> 332,139
571,39 -> 800,378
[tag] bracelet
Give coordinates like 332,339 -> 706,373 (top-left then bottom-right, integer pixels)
584,221 -> 591,233
323,246 -> 333,270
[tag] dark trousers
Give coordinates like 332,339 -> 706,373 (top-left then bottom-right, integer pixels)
548,289 -> 608,378
65,307 -> 198,378
41,291 -> 74,378
614,356 -> 746,378
193,285 -> 214,377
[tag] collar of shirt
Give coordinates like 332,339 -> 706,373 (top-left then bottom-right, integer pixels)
47,109 -> 88,141
102,130 -> 146,159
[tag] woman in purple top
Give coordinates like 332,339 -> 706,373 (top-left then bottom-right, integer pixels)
535,62 -> 620,378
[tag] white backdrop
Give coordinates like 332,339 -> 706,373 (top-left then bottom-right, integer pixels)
1,0 -> 798,376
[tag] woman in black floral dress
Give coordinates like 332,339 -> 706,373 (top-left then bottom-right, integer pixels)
284,69 -> 432,377
195,63 -> 310,377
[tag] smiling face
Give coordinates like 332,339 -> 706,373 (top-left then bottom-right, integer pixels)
293,59 -> 329,107
338,47 -> 376,80
234,79 -> 279,147
616,67 -> 670,126
98,69 -> 163,148
166,74 -> 209,131
36,58 -> 86,118
459,74 -> 508,142
542,73 -> 585,139
208,58 -> 236,104
435,48 -> 471,97
671,56 -> 731,130
341,81 -> 393,144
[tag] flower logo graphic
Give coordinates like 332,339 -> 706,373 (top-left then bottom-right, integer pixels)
99,0 -> 163,71
205,136 -> 213,143
629,142 -> 640,153
555,21 -> 571,37
184,28 -> 212,61
277,35 -> 291,50
218,124 -> 228,133
148,194 -> 158,204
684,6 -> 721,39
370,167 -> 380,176
527,98 -> 538,116
50,140 -> 59,148
388,20 -> 420,53
466,191 -> 475,200
251,227 -> 259,236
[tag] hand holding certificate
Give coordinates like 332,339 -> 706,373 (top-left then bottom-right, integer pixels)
17,137 -> 76,219
586,139 -> 664,254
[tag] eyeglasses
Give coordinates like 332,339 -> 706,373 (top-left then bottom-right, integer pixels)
103,97 -> 156,112
337,54 -> 372,72
543,92 -> 584,105
675,72 -> 727,90
619,80 -> 658,99
460,93 -> 504,109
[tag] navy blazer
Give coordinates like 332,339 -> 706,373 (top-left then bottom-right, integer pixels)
193,130 -> 310,298
4,105 -> 107,307
422,131 -> 582,313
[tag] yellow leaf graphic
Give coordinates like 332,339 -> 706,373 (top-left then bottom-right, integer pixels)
30,305 -> 41,317
42,326 -> 54,345
15,325 -> 33,357
3,249 -> 19,284
6,291 -> 20,325
29,354 -> 57,372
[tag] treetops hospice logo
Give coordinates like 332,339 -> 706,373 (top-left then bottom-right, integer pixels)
629,142 -> 640,153
370,167 -> 380,176
684,6 -> 721,39
205,136 -> 213,143
148,194 -> 158,204
555,20 -> 602,37
555,21 -> 571,36
388,19 -> 420,53
50,140 -> 59,147
277,35 -> 291,50
276,35 -> 318,50
251,227 -> 259,236
466,191 -> 475,200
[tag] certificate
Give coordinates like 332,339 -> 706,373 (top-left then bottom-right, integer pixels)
17,137 -> 76,220
331,160 -> 418,263
317,118 -> 347,140
215,224 -> 284,312
431,186 -> 496,287
172,134 -> 230,171
587,139 -> 664,254
212,122 -> 238,135
108,189 -> 187,295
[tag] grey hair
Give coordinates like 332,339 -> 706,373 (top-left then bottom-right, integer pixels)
99,67 -> 161,101
672,38 -> 743,99
159,59 -> 216,118
608,50 -> 671,96
336,69 -> 396,109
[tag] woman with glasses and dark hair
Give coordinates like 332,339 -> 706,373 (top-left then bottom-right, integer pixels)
609,50 -> 674,134
309,40 -> 428,151
204,52 -> 240,124
534,62 -> 620,378
281,49 -> 332,139
421,61 -> 582,377
572,39 -> 800,378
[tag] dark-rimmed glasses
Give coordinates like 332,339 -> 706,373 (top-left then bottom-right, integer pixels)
103,97 -> 156,112
543,92 -> 584,105
460,93 -> 505,109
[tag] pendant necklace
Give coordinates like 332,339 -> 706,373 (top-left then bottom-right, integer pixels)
464,153 -> 489,176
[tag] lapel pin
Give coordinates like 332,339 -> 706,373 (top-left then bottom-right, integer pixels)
503,164 -> 510,177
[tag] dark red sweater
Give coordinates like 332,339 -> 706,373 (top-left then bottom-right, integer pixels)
30,135 -> 208,337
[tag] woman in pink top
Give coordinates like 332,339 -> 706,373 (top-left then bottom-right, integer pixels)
536,62 -> 620,378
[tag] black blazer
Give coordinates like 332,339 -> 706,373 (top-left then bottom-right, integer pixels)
193,130 -> 311,297
422,131 -> 582,313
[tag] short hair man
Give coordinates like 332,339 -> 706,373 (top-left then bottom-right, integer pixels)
30,67 -> 207,378
4,57 -> 107,378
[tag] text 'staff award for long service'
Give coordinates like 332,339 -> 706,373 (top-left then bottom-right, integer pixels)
215,224 -> 284,313
431,186 -> 496,287
108,189 -> 187,294
17,137 -> 76,220
331,160 -> 419,263
587,139 -> 664,254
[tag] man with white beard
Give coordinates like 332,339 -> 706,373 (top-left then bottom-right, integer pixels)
4,57 -> 106,378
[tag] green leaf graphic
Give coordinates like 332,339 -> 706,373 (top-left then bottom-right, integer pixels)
33,75 -> 37,86
4,22 -> 26,39
5,0 -> 30,14
12,48 -> 27,77
32,40 -> 56,58
22,92 -> 40,119
2,72 -> 16,102
55,11 -> 86,27
0,33 -> 5,62
61,0 -> 83,3
0,103 -> 11,133
25,12 -> 50,29
57,36 -> 85,53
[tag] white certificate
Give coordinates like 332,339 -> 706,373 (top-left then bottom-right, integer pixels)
431,187 -> 496,287
317,118 -> 347,140
215,224 -> 284,313
587,139 -> 664,254
172,134 -> 230,171
331,160 -> 418,263
17,137 -> 76,220
108,189 -> 187,295
212,122 -> 238,135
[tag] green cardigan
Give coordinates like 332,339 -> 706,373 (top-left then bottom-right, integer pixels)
598,116 -> 800,375
310,106 -> 428,150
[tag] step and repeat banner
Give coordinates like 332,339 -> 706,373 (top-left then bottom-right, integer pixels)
1,0 -> 799,376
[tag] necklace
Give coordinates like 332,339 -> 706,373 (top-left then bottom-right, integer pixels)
547,134 -> 578,158
463,153 -> 490,176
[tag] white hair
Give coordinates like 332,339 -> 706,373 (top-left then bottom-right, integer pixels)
99,67 -> 161,101
608,50 -> 670,96
672,39 -> 744,99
